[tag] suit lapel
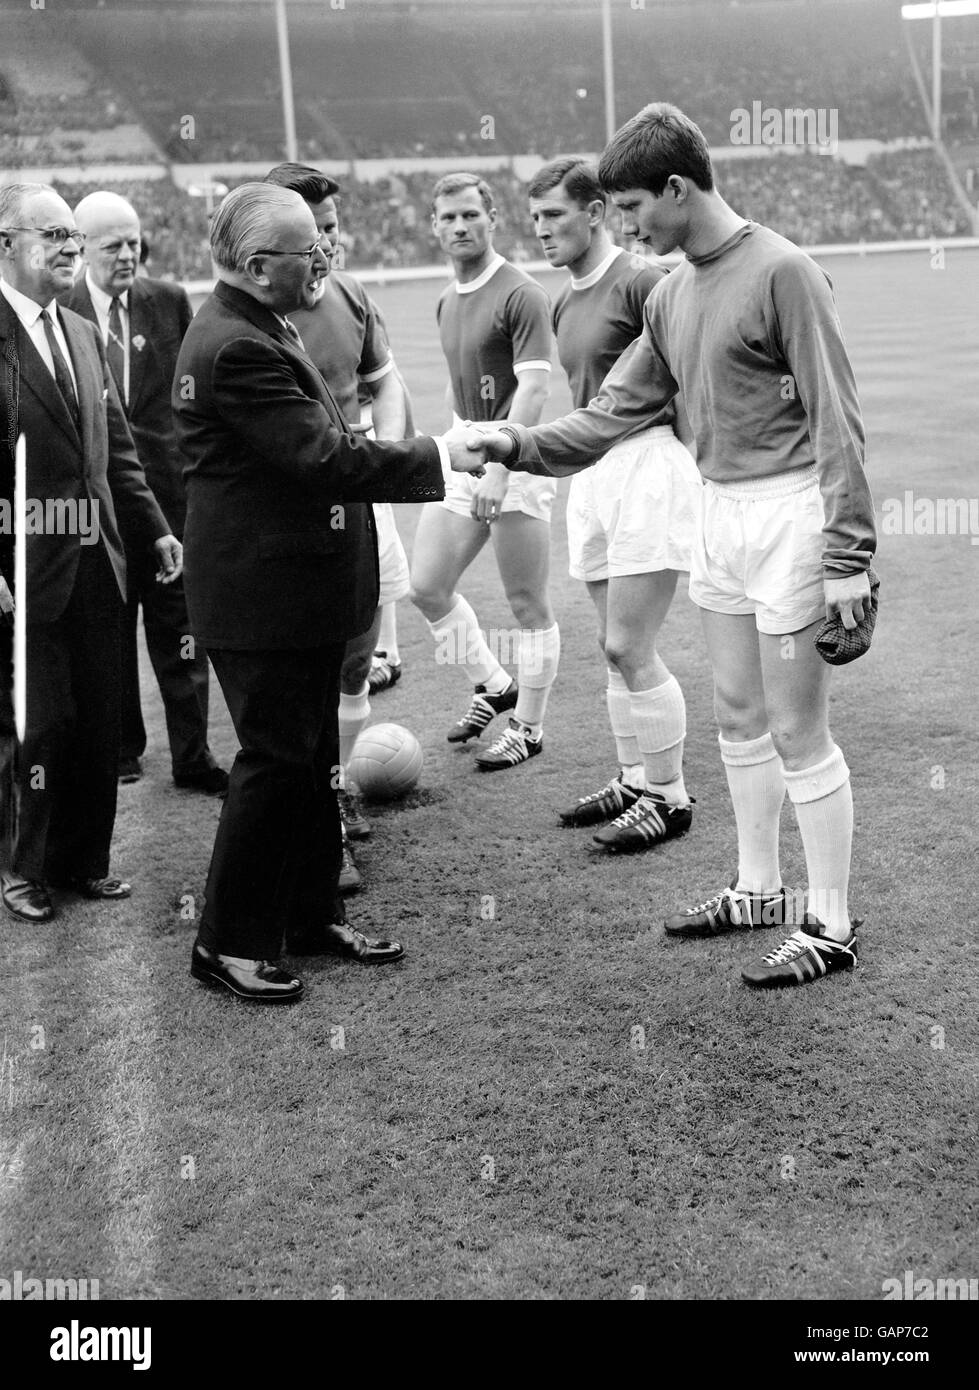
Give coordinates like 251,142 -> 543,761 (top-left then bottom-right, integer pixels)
0,299 -> 20,462
213,281 -> 351,434
60,308 -> 103,471
3,298 -> 81,449
126,280 -> 148,415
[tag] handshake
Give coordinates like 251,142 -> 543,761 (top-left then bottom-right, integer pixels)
443,420 -> 513,476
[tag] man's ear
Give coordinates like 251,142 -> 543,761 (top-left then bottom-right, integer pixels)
587,197 -> 606,227
243,254 -> 271,288
667,175 -> 687,202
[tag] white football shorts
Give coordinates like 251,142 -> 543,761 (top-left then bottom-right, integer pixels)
688,465 -> 827,635
374,502 -> 409,607
441,413 -> 557,523
567,425 -> 701,581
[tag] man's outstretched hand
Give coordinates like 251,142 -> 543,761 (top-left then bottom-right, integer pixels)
465,423 -> 513,462
443,421 -> 488,475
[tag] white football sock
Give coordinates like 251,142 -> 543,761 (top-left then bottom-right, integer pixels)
514,623 -> 560,731
427,595 -> 507,691
719,731 -> 785,895
606,668 -> 642,777
630,674 -> 688,804
782,745 -> 853,941
377,602 -> 400,665
339,683 -> 371,769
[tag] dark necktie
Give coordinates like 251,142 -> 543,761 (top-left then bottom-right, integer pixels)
282,316 -> 348,431
106,295 -> 126,405
42,309 -> 80,428
283,317 -> 306,353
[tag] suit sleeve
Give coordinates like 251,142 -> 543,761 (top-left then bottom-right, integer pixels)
506,309 -> 679,476
210,334 -> 443,502
102,352 -> 170,547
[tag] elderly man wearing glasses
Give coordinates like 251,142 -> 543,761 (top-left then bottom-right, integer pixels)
0,183 -> 182,924
172,182 -> 486,1003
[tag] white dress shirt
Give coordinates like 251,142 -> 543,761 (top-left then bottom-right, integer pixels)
0,276 -> 79,395
85,271 -> 129,404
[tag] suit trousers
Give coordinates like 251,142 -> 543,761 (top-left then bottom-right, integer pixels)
14,542 -> 123,883
198,643 -> 347,959
119,547 -> 215,777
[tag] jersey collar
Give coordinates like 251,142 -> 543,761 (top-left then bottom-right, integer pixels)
570,246 -> 622,291
454,253 -> 506,294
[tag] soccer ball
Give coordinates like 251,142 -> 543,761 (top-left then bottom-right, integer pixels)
346,723 -> 423,801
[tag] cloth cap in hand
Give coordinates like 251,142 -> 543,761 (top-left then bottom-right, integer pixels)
813,567 -> 880,666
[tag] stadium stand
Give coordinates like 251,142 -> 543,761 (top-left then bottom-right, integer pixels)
47,147 -> 970,285
2,0 -> 974,277
0,10 -> 161,166
57,0 -> 928,164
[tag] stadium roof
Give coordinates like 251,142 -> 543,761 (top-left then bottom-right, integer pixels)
0,0 -> 910,9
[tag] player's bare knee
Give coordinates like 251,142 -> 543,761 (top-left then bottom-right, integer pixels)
409,582 -> 448,622
767,718 -> 831,770
602,634 -> 631,671
714,690 -> 766,743
605,640 -> 654,684
507,592 -> 550,629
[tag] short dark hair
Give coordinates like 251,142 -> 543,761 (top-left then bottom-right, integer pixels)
598,103 -> 713,196
430,172 -> 494,215
527,158 -> 605,209
264,162 -> 340,203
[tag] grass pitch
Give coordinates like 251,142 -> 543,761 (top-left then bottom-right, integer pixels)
1,250 -> 977,1302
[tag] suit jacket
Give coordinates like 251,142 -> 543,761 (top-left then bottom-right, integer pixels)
63,275 -> 193,536
172,281 -> 444,651
0,292 -> 170,624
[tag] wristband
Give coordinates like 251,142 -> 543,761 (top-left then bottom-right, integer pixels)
499,425 -> 520,466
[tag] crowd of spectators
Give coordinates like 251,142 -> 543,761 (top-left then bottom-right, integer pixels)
39,0 -> 932,167
6,2 -> 976,170
45,149 -> 971,288
868,148 -> 975,238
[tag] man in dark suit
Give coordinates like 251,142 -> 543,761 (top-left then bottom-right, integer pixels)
173,182 -> 483,1003
0,183 -> 183,923
66,191 -> 226,795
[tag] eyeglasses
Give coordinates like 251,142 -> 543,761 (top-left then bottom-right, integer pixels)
1,226 -> 86,246
252,242 -> 325,263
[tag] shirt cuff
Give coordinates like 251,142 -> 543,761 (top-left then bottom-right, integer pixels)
433,436 -> 451,472
499,426 -> 521,466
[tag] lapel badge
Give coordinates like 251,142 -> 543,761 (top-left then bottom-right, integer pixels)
132,334 -> 146,352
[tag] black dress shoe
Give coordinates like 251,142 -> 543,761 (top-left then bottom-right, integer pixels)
118,756 -> 142,783
69,876 -> 132,900
190,941 -> 304,1002
289,921 -> 404,963
174,766 -> 229,796
1,873 -> 54,922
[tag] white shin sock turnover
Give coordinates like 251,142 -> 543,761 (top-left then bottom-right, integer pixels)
782,745 -> 853,940
629,674 -> 688,803
606,668 -> 641,776
514,623 -> 560,733
427,595 -> 508,692
718,731 -> 786,895
339,682 -> 371,770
